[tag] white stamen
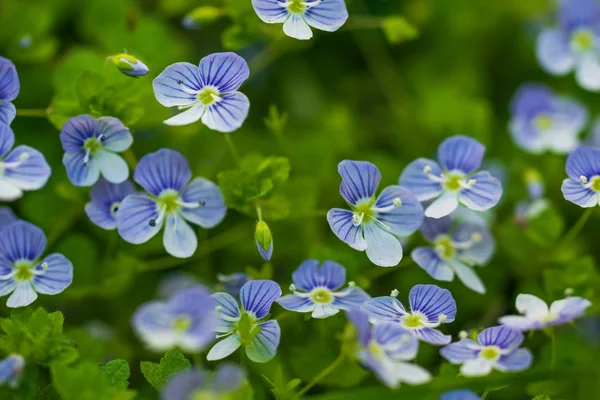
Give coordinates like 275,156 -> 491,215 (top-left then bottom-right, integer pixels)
423,165 -> 432,174
471,232 -> 482,242
210,93 -> 222,102
83,148 -> 91,166
289,283 -> 296,291
348,281 -> 356,288
459,330 -> 468,339
19,152 -> 29,161
177,200 -> 202,209
41,262 -> 49,270
467,179 -> 476,187
390,289 -> 399,297
565,287 -> 574,297
438,314 -> 447,323
149,206 -> 166,228
0,152 -> 30,169
352,212 -> 364,227
580,175 -> 588,184
215,305 -> 223,312
392,197 -> 402,207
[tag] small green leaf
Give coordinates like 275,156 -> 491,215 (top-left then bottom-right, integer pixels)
103,360 -> 130,389
140,349 -> 191,391
382,16 -> 418,44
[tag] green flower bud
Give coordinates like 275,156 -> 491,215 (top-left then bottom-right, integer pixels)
182,6 -> 224,29
111,53 -> 149,77
255,221 -> 273,261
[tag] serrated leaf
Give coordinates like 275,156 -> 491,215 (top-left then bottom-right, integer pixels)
141,349 -> 191,391
103,360 -> 130,389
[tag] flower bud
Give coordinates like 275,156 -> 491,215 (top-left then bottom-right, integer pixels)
112,53 -> 149,77
255,220 -> 273,261
182,6 -> 224,29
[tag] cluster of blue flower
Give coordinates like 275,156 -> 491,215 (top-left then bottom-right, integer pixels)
0,0 -> 597,398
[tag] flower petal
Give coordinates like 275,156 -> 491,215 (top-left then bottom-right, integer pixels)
252,0 -> 290,23
0,207 -> 17,230
276,295 -> 316,313
153,62 -> 203,107
411,247 -> 454,281
199,52 -> 250,93
2,146 -> 51,191
331,288 -> 371,311
180,178 -> 227,228
327,208 -> 367,251
495,348 -> 533,372
201,92 -> 250,133
550,296 -> 591,320
576,52 -> 600,91
304,0 -> 348,32
207,334 -> 242,361
372,323 -> 418,360
408,284 -> 456,322
162,370 -> 204,400
515,294 -> 549,319
163,213 -> 198,258
448,259 -> 485,294
245,319 -> 280,363
163,103 -> 205,126
131,301 -> 178,350
411,327 -> 451,345
497,315 -> 537,331
213,292 -> 241,332
536,29 -> 574,75
346,308 -> 371,346
312,303 -> 340,319
393,362 -> 432,385
59,115 -> 97,152
425,191 -> 459,219
337,160 -> 381,205
85,179 -> 135,230
134,149 -> 192,195
95,150 -> 129,184
116,194 -> 162,244
440,339 -> 480,363
213,364 -> 246,392
477,326 -> 523,350
0,263 -> 16,296
240,280 -> 281,318
293,259 -> 346,291
453,223 -> 495,265
566,146 -> 600,180
32,254 -> 73,295
441,390 -> 480,400
419,216 -> 452,241
283,13 -> 313,40
63,150 -> 100,187
0,123 -> 14,157
0,221 -> 46,263
399,158 -> 443,202
438,136 -> 484,174
561,178 -> 599,207
0,180 -> 22,201
361,296 -> 406,322
364,223 -> 403,267
0,57 -> 20,102
460,358 -> 493,377
458,171 -> 503,212
95,117 -> 132,152
6,282 -> 37,308
0,103 -> 15,126
375,185 -> 424,237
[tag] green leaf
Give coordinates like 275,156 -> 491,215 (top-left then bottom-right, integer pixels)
52,362 -> 109,400
103,360 -> 130,389
527,205 -> 564,244
140,349 -> 191,391
76,71 -> 106,106
382,16 -> 418,44
532,395 -> 552,400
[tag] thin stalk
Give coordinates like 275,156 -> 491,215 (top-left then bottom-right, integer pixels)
224,133 -> 241,166
562,208 -> 594,244
296,353 -> 345,398
16,108 -> 49,118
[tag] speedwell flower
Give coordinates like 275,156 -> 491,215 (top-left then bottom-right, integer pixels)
153,52 -> 250,132
441,390 -> 480,400
327,160 -> 424,267
132,286 -> 217,352
499,293 -> 591,331
0,123 -> 51,201
117,149 -> 227,258
0,221 -> 73,308
162,364 -> 245,400
111,53 -> 149,77
400,135 -> 502,219
346,309 -> 431,389
60,115 -> 133,187
277,260 -> 370,319
252,0 -> 349,41
0,207 -> 17,229
509,83 -> 587,154
0,57 -> 19,126
0,354 -> 24,388
208,280 -> 281,363
561,146 -> 600,207
411,216 -> 494,294
537,0 -> 600,91
440,325 -> 533,377
84,178 -> 135,230
362,284 -> 456,345
157,272 -> 202,299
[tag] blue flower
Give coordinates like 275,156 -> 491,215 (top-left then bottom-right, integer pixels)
514,169 -> 549,225
116,149 -> 227,258
499,293 -> 591,331
252,0 -> 348,40
440,389 -> 480,400
0,207 -> 17,230
111,53 -> 149,77
537,0 -> 600,91
132,286 -> 217,352
411,216 -> 494,294
0,57 -> 19,126
0,123 -> 51,201
217,272 -> 251,297
561,146 -> 600,208
327,160 -> 424,267
399,135 -> 503,219
208,280 -> 281,363
157,272 -> 202,299
60,115 -> 133,187
0,354 -> 25,388
346,309 -> 431,388
0,221 -> 73,308
440,325 -> 533,377
162,364 -> 245,400
509,84 -> 587,154
277,260 -> 370,319
362,284 -> 456,345
153,52 -> 250,132
84,178 -> 135,230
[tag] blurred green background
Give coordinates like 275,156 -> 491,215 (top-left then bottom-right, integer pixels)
2,0 -> 600,398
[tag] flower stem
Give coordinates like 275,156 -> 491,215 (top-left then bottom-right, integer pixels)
562,207 -> 594,244
123,149 -> 138,170
16,108 -> 49,118
550,328 -> 557,369
481,389 -> 490,400
224,133 -> 241,166
296,353 -> 345,398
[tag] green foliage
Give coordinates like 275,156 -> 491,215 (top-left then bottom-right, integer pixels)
263,366 -> 301,400
382,16 -> 418,44
52,361 -> 135,400
102,360 -> 131,389
140,349 -> 191,391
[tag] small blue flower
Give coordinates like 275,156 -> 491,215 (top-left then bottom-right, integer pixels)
411,216 -> 494,294
277,260 -> 370,319
509,84 -> 587,154
327,160 -> 424,267
111,53 -> 149,77
346,309 -> 431,389
132,286 -> 217,352
116,149 -> 227,258
162,364 -> 245,400
0,57 -> 19,126
399,135 -> 503,219
440,389 -> 480,400
157,272 -> 202,299
0,123 -> 51,201
153,52 -> 250,132
499,293 -> 591,331
0,221 -> 73,308
537,0 -> 600,91
514,169 -> 549,225
0,207 -> 17,230
217,272 -> 251,297
252,0 -> 348,40
84,178 -> 135,230
0,354 -> 25,388
60,115 -> 133,187
561,146 -> 600,208
208,280 -> 281,363
440,325 -> 533,377
362,284 -> 456,345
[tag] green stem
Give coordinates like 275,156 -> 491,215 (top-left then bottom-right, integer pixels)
46,206 -> 83,250
481,389 -> 490,400
256,204 -> 263,221
224,133 -> 241,166
562,208 -> 594,244
343,15 -> 384,30
16,108 -> 49,118
550,328 -> 557,369
296,353 -> 345,398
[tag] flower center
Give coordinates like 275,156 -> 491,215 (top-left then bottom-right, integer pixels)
402,313 -> 424,329
198,86 -> 221,105
444,174 -> 463,191
110,202 -> 121,218
158,191 -> 181,214
571,29 -> 595,52
171,316 -> 192,332
534,114 -> 553,131
479,345 -> 501,361
13,261 -> 33,281
434,235 -> 456,259
367,340 -> 385,360
352,201 -> 375,226
234,312 -> 261,346
541,313 -> 558,323
288,0 -> 306,13
310,288 -> 333,304
84,137 -> 103,155
591,176 -> 600,192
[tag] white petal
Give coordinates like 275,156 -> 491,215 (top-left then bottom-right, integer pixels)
363,223 -> 403,267
163,214 -> 198,258
164,104 -> 205,126
207,334 -> 242,361
95,151 -> 129,184
576,53 -> 600,91
449,259 -> 485,294
395,362 -> 432,385
515,294 -> 549,319
0,180 -> 23,201
425,191 -> 459,219
6,282 -> 38,308
460,357 -> 493,377
311,303 -> 339,319
283,14 -> 313,40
